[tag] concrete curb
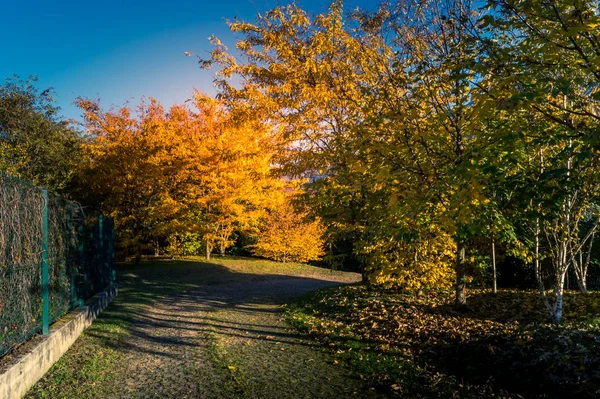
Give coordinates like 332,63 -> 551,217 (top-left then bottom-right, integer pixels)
0,283 -> 118,399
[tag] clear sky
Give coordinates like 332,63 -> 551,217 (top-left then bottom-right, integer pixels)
2,0 -> 374,123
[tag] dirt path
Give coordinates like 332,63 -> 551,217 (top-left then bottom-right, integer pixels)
36,263 -> 384,399
119,278 -> 383,398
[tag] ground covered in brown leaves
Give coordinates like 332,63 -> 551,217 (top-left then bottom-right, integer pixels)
286,286 -> 600,398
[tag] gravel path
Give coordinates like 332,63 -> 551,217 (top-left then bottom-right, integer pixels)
108,275 -> 383,398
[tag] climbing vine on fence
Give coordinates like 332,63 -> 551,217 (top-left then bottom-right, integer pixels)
0,173 -> 115,357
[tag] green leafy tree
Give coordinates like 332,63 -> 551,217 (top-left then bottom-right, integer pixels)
477,0 -> 600,322
0,75 -> 81,192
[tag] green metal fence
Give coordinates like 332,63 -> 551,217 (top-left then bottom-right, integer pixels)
0,173 -> 115,357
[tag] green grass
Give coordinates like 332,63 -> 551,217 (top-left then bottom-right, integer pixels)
204,327 -> 247,398
26,302 -> 131,398
286,285 -> 600,398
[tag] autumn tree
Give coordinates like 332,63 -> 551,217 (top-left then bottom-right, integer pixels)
363,0 -> 488,305
200,1 -> 393,276
77,94 -> 284,261
76,98 -> 191,260
200,1 -> 423,278
183,95 -> 285,261
251,195 -> 326,263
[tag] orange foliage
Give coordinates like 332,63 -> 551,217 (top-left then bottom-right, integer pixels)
76,94 -> 285,259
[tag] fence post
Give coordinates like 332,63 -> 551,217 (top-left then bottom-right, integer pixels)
69,205 -> 80,308
77,224 -> 85,307
110,218 -> 116,283
69,206 -> 76,307
41,188 -> 49,335
98,214 -> 105,284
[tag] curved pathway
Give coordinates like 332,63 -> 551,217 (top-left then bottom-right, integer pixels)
118,278 -> 381,398
28,260 -> 384,398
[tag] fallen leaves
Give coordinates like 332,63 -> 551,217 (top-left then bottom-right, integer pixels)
287,286 -> 600,398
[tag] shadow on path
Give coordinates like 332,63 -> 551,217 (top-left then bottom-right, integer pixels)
70,258 -> 383,398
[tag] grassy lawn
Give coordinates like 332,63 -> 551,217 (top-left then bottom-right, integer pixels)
286,285 -> 600,398
26,256 -> 356,398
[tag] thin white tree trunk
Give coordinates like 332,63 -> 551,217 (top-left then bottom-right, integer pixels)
573,231 -> 594,293
535,216 -> 552,316
552,257 -> 567,324
492,234 -> 497,294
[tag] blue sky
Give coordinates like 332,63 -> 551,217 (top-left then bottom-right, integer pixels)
2,0 -> 374,122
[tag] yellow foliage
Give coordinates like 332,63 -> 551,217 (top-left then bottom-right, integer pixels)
363,224 -> 456,291
251,196 -> 326,263
76,94 -> 284,258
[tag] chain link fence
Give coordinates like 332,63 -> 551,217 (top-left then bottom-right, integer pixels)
0,173 -> 115,357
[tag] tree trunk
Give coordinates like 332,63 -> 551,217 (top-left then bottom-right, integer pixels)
576,274 -> 588,293
455,243 -> 467,307
362,273 -> 369,284
491,235 -> 497,295
206,240 -> 212,261
134,243 -> 142,265
551,272 -> 566,324
573,232 -> 593,294
220,241 -> 225,256
534,217 -> 551,312
574,254 -> 588,293
549,223 -> 570,324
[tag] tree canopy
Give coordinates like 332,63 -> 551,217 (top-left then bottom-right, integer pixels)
5,0 -> 600,324
199,0 -> 600,322
0,76 -> 81,192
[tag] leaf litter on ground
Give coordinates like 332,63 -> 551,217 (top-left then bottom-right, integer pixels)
286,285 -> 600,398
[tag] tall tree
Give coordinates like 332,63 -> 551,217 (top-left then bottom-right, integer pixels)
76,97 -> 189,260
186,95 -> 285,260
477,0 -> 600,322
358,0 -> 486,304
200,1 -> 434,281
0,75 -> 81,192
77,94 -> 284,261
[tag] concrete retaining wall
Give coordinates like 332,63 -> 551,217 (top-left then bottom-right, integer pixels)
0,283 -> 118,399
